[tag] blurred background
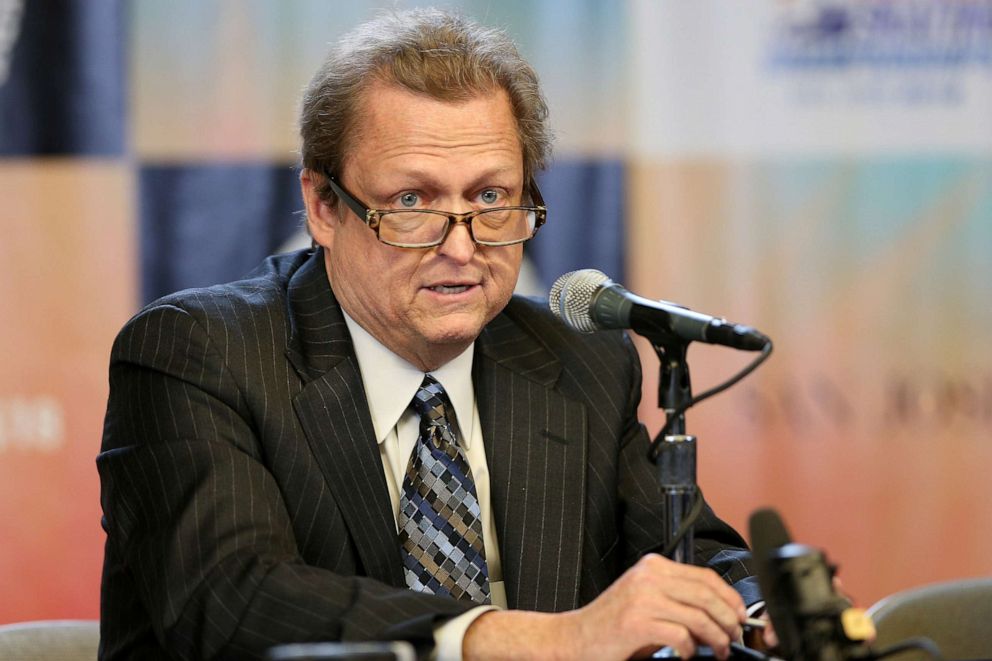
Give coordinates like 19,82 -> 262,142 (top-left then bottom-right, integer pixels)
1,0 -> 990,623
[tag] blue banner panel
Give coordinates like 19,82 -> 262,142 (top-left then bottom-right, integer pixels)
529,159 -> 626,289
0,0 -> 124,156
140,163 -> 303,302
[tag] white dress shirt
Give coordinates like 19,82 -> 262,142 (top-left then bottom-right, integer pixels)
341,311 -> 763,657
342,311 -> 504,659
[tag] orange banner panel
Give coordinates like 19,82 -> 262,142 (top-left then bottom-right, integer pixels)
629,160 -> 992,607
0,161 -> 136,622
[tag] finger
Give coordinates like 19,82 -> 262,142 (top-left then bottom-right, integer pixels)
643,620 -> 699,661
832,575 -> 855,606
663,577 -> 744,642
623,561 -> 742,647
638,569 -> 744,640
645,555 -> 747,618
763,624 -> 779,649
675,562 -> 748,618
633,558 -> 744,639
647,599 -> 735,658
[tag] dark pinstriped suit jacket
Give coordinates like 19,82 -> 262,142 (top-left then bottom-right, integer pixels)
98,249 -> 757,660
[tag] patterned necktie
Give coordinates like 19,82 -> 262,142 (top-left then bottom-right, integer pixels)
398,375 -> 491,604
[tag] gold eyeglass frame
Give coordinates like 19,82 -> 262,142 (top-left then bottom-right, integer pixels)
323,169 -> 547,248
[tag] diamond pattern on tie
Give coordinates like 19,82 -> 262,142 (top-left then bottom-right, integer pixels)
398,375 -> 491,604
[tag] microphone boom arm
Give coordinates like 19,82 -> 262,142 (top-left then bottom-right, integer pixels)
645,314 -> 774,567
548,269 -> 775,566
653,335 -> 697,565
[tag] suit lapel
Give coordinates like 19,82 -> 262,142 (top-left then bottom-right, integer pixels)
285,253 -> 405,588
282,255 -> 589,603
475,309 -> 588,612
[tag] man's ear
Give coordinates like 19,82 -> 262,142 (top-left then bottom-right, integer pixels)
300,169 -> 339,249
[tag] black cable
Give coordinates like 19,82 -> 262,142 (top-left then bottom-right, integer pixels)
728,642 -> 774,660
660,485 -> 705,558
649,340 -> 773,462
869,637 -> 944,661
649,340 -> 773,555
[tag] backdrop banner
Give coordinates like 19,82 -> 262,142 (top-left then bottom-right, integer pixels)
628,0 -> 992,605
1,0 -> 989,623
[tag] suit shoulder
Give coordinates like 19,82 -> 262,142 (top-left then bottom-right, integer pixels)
502,295 -> 635,363
113,251 -> 309,359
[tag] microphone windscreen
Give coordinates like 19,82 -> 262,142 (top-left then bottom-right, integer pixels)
749,508 -> 792,554
548,269 -> 610,332
749,508 -> 791,594
748,508 -> 796,655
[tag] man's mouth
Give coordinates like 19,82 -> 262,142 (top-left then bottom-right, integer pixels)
429,284 -> 473,294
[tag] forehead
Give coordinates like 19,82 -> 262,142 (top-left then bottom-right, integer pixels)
342,81 -> 523,180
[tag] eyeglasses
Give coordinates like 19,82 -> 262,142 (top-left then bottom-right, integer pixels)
323,170 -> 547,248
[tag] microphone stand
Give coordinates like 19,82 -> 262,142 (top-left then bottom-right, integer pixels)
652,337 -> 696,565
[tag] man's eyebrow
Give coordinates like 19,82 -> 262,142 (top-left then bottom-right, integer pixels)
465,168 -> 523,190
382,168 -> 522,192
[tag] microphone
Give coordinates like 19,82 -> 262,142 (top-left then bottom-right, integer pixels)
549,269 -> 770,351
749,508 -> 802,657
748,508 -> 875,661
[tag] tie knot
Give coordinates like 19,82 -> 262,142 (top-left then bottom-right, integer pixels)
411,374 -> 453,425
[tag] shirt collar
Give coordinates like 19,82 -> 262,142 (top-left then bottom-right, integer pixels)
341,309 -> 476,448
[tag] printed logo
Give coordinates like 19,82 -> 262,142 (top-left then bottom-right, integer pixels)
767,0 -> 992,106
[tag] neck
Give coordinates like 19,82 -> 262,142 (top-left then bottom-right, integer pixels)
401,345 -> 464,373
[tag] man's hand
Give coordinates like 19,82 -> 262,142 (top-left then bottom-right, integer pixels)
462,553 -> 747,660
742,611 -> 778,651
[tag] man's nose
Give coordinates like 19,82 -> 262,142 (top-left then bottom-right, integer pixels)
436,217 -> 477,263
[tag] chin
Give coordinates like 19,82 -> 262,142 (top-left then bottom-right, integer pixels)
424,315 -> 489,347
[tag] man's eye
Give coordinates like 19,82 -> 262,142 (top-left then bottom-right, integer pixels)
479,189 -> 500,205
398,192 -> 419,208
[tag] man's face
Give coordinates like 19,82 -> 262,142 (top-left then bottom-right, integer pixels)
305,82 -> 526,371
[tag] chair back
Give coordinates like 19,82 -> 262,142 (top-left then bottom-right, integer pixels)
867,578 -> 992,661
0,620 -> 100,661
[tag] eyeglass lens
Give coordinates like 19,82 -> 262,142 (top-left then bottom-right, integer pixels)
377,208 -> 536,246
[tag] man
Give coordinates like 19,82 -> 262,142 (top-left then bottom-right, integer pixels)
98,9 -> 761,660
